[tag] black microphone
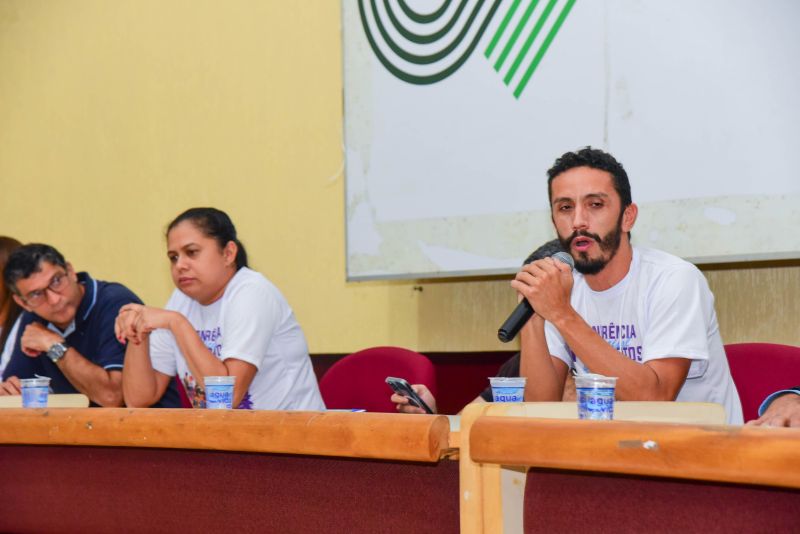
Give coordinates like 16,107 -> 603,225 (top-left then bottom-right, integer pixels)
497,251 -> 575,343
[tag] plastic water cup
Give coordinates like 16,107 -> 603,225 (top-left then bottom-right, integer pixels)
21,377 -> 51,408
204,376 -> 235,409
489,377 -> 526,403
575,374 -> 617,420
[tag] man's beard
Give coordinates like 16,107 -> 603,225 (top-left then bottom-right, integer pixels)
558,213 -> 624,275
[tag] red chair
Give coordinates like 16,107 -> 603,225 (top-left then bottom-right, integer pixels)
724,343 -> 800,422
319,346 -> 437,413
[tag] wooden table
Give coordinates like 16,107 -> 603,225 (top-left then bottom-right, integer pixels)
465,412 -> 800,533
0,409 -> 459,534
5,403 -> 797,534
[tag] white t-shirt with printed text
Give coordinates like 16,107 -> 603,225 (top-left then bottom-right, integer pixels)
0,317 -> 21,377
545,247 -> 743,424
149,267 -> 325,410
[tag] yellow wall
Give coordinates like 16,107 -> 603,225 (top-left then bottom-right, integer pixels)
1,1 -> 797,354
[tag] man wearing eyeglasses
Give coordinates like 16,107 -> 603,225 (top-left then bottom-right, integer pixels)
0,243 -> 180,407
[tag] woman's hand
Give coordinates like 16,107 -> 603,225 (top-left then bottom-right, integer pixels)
392,384 -> 438,414
0,376 -> 22,396
115,304 -> 176,345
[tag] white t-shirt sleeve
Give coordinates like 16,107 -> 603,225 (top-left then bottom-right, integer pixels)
0,317 -> 21,376
219,279 -> 282,369
641,266 -> 711,363
149,328 -> 178,377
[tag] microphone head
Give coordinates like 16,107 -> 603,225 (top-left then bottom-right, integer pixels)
552,251 -> 575,269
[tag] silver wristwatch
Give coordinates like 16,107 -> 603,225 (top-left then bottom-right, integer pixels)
46,341 -> 69,363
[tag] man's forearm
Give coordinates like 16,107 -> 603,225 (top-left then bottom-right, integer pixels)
519,315 -> 565,401
551,311 -> 674,401
750,391 -> 800,427
57,349 -> 123,406
758,388 -> 800,416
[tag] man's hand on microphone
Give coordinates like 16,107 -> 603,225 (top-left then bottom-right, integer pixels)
510,257 -> 574,323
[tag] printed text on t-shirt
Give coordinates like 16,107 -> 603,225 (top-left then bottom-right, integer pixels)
197,327 -> 222,356
591,322 -> 642,362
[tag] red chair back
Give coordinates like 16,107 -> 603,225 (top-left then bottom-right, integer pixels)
725,343 -> 800,422
319,346 -> 437,412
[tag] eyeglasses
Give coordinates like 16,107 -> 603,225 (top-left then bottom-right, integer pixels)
21,271 -> 69,308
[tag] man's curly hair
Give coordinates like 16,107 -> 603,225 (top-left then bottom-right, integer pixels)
546,147 -> 632,208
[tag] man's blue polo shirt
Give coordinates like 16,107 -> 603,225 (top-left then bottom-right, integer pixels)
2,272 -> 181,408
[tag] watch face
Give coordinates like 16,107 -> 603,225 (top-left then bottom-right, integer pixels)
48,342 -> 68,362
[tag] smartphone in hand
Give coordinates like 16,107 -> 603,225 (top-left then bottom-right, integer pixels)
385,376 -> 434,414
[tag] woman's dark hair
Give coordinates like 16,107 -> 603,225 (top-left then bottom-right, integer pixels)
0,236 -> 23,349
167,208 -> 248,270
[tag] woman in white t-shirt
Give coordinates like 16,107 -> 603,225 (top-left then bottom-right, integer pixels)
0,236 -> 23,377
116,208 -> 324,410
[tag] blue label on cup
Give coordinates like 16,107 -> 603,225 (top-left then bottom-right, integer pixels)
492,386 -> 524,403
577,387 -> 615,420
22,386 -> 48,408
205,384 -> 234,409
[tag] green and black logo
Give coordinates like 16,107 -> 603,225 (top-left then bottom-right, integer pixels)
358,0 -> 576,98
